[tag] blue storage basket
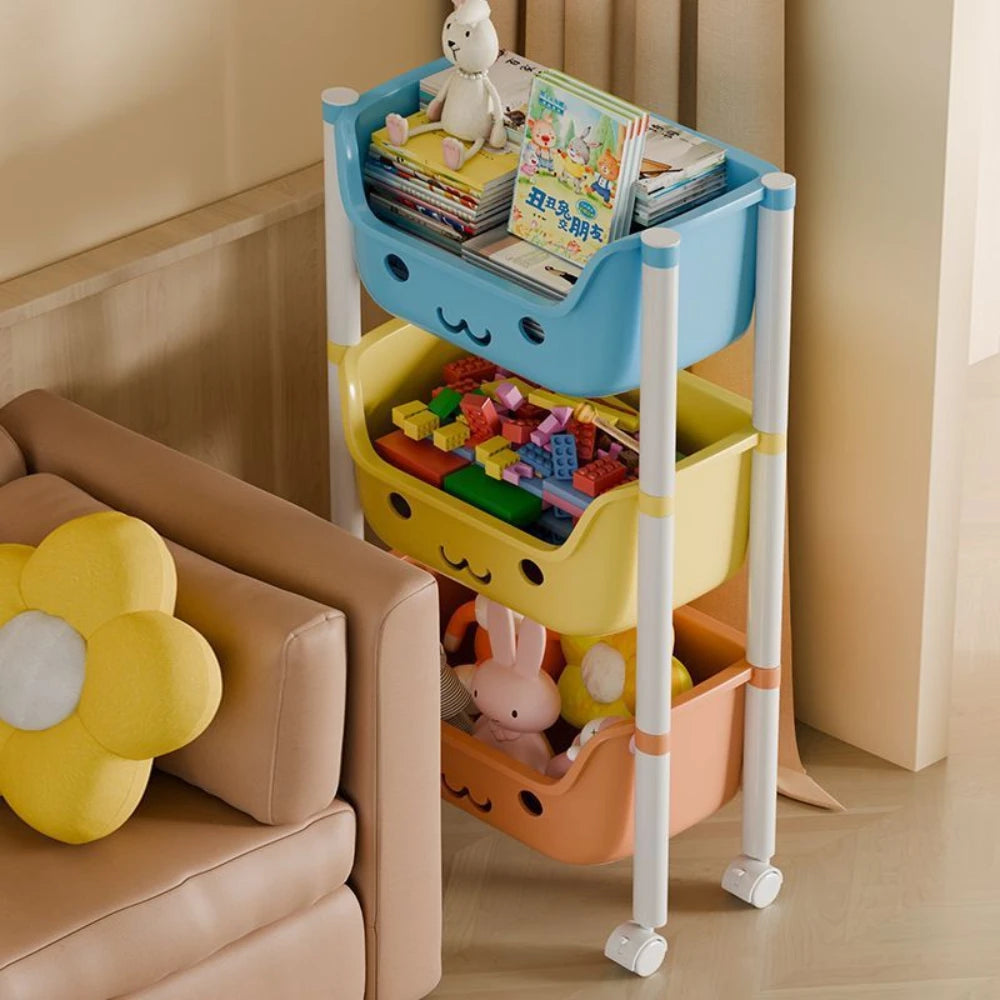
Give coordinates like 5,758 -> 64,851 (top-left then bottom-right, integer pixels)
326,60 -> 777,396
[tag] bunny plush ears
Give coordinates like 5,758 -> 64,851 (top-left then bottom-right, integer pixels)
452,0 -> 492,26
485,600 -> 546,680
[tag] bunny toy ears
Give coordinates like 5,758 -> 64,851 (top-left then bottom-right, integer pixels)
452,0 -> 492,25
486,600 -> 547,679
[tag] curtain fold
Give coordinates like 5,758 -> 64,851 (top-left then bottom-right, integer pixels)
487,0 -> 838,810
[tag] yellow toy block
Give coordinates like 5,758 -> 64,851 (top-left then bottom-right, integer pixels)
400,409 -> 439,441
484,448 -> 519,480
433,421 -> 471,451
475,435 -> 510,463
392,400 -> 427,427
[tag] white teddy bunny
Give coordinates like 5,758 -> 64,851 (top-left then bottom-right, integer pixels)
385,0 -> 507,170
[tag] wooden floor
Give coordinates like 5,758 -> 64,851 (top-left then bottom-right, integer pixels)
434,354 -> 1000,1000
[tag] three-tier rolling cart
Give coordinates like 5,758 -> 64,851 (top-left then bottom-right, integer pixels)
321,61 -> 795,978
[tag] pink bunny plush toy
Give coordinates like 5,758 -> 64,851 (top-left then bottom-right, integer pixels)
471,601 -> 561,773
384,0 -> 507,170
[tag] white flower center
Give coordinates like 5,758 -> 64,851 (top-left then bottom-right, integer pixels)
0,610 -> 86,730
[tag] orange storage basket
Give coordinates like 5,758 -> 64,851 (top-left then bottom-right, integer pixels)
440,598 -> 750,866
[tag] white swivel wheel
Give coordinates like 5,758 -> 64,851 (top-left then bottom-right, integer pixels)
722,856 -> 783,908
604,922 -> 667,977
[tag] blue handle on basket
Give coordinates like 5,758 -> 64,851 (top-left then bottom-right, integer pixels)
330,60 -> 777,396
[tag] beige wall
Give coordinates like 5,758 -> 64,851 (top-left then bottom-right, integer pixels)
786,0 -> 975,770
0,0 -> 448,282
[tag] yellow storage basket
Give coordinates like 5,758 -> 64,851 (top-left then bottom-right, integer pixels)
339,319 -> 756,636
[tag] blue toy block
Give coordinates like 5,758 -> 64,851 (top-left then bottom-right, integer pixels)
517,442 -> 554,478
542,476 -> 594,514
530,506 -> 575,544
549,433 -> 579,480
515,473 -> 545,499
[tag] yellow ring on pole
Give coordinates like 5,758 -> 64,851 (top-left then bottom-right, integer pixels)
638,492 -> 674,518
755,431 -> 787,455
327,341 -> 348,366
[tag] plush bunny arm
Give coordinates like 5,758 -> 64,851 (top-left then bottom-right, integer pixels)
484,76 -> 507,147
427,72 -> 452,121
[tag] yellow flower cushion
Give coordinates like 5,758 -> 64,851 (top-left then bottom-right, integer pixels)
0,512 -> 222,844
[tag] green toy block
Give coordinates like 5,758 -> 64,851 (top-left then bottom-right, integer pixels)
443,465 -> 542,528
428,386 -> 463,421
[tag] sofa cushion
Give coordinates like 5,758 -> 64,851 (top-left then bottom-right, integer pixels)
0,772 -> 356,1000
0,426 -> 25,486
0,474 -> 347,825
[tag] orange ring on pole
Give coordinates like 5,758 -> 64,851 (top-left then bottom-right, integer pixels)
750,667 -> 781,690
634,729 -> 671,755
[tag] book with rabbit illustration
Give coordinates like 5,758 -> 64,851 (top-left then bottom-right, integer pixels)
508,70 -> 647,266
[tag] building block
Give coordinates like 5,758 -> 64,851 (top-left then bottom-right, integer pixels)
448,376 -> 482,395
501,416 -> 538,446
428,386 -> 463,421
484,448 -> 519,480
474,435 -> 510,463
550,434 -> 579,479
392,400 -> 428,428
444,355 -> 495,386
530,507 -> 575,544
443,465 -> 542,528
573,456 -> 627,497
542,476 -> 593,514
518,442 -> 554,478
461,393 -> 501,443
391,400 -> 439,441
542,489 -> 586,519
374,430 -> 469,487
495,381 -> 525,411
502,461 -> 534,485
433,421 -> 471,452
567,417 -> 597,462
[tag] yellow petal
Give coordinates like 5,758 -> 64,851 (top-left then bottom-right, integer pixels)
20,512 -> 176,638
0,715 -> 151,844
0,544 -> 32,627
79,610 -> 221,760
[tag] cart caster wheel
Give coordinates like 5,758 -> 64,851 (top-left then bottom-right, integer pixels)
722,856 -> 783,908
604,921 -> 667,977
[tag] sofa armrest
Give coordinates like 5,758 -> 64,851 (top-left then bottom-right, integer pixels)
0,390 -> 442,1000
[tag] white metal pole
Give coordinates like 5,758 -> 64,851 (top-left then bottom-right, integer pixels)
605,228 -> 680,978
322,86 -> 364,538
722,171 -> 795,909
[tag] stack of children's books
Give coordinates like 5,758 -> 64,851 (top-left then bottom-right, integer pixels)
633,118 -> 727,226
366,112 -> 520,253
506,68 -> 648,268
368,56 -> 729,282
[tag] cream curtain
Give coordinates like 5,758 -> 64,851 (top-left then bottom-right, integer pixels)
488,0 -> 838,810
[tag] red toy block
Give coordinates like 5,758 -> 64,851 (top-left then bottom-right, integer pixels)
460,392 -> 500,442
444,355 -> 495,386
501,416 -> 538,445
374,430 -> 469,487
566,418 -> 597,462
573,456 -> 627,497
447,376 -> 481,395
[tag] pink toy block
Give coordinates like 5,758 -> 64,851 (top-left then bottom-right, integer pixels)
543,489 -> 586,519
502,460 -> 534,485
550,406 -> 573,428
495,381 -> 525,411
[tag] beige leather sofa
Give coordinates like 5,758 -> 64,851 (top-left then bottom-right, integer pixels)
0,391 -> 441,1000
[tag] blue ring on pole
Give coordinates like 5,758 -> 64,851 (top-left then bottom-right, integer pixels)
642,243 -> 679,269
762,184 -> 795,212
